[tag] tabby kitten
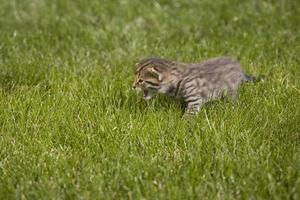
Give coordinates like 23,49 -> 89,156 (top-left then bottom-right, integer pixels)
133,57 -> 258,117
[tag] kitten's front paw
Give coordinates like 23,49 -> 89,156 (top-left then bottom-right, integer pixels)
182,112 -> 196,119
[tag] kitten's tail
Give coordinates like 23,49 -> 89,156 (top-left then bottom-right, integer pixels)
242,74 -> 263,83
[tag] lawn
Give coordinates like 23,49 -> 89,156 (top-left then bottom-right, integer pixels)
0,0 -> 299,199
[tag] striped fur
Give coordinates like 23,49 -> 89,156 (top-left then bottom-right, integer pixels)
133,57 -> 258,117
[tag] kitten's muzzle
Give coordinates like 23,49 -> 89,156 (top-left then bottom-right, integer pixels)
132,83 -> 138,89
132,84 -> 142,92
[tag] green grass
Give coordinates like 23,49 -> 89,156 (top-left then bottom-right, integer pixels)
0,0 -> 299,199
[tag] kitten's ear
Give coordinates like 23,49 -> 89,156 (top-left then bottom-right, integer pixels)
150,67 -> 163,81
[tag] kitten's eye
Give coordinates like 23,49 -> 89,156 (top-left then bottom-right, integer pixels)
138,79 -> 144,83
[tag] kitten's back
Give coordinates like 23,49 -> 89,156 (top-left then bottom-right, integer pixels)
188,57 -> 240,71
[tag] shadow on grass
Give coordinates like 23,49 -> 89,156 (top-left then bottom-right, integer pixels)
125,89 -> 244,117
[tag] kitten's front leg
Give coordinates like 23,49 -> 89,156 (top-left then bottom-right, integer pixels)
183,100 -> 202,118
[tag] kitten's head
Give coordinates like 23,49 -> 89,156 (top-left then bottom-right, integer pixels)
132,57 -> 175,100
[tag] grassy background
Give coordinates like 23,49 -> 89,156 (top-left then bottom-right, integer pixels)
0,0 -> 299,199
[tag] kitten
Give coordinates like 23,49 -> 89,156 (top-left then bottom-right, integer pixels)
133,57 -> 259,117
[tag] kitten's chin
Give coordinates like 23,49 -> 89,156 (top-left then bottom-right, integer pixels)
143,95 -> 152,100
143,90 -> 154,100
158,85 -> 171,94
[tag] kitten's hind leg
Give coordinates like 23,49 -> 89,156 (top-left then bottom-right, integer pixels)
227,90 -> 238,101
227,87 -> 239,102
